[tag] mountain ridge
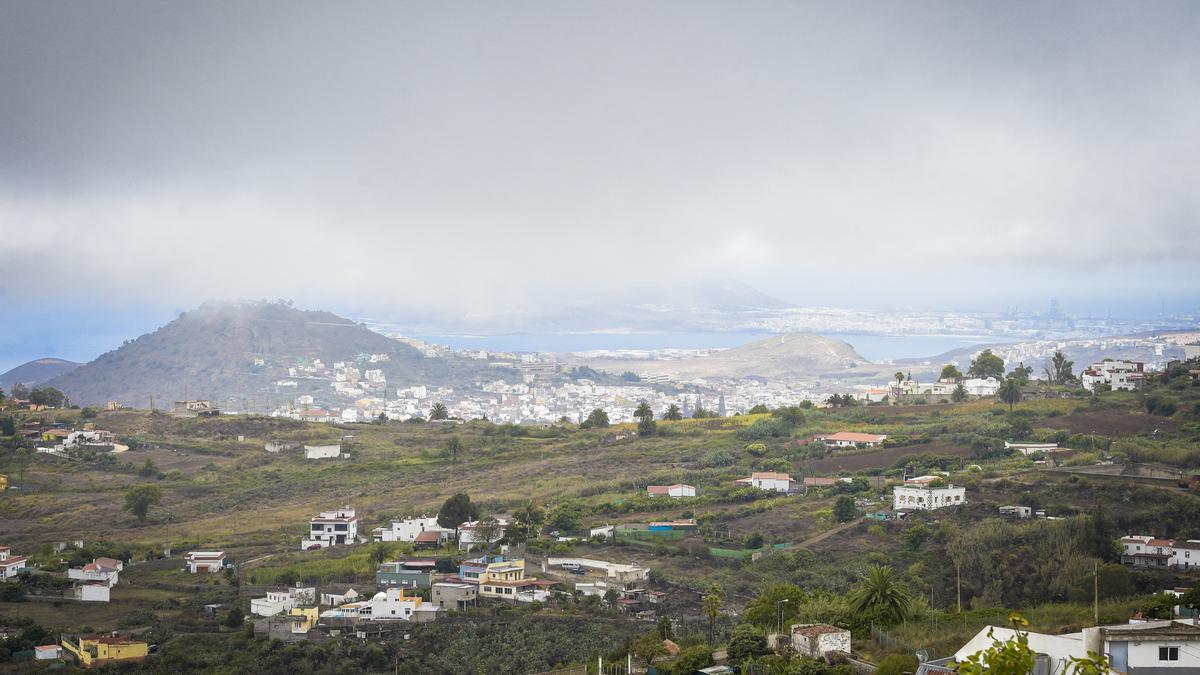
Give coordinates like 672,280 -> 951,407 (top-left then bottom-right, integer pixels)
0,357 -> 82,392
45,301 -> 496,408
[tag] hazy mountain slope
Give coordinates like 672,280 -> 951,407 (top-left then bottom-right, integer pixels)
0,357 -> 81,391
46,302 -> 495,408
582,333 -> 868,381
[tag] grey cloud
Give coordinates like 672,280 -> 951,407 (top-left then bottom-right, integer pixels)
0,1 -> 1198,313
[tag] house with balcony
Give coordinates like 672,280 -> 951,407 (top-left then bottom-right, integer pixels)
1081,359 -> 1146,392
1121,536 -> 1200,570
302,507 -> 358,549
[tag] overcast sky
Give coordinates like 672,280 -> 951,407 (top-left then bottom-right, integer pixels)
2,1 -> 1199,364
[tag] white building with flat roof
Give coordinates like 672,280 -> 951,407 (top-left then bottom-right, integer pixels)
302,507 -> 358,549
893,476 -> 966,511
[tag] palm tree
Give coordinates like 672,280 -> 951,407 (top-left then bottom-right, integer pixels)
1044,350 -> 1075,384
703,583 -> 725,642
634,401 -> 654,423
847,565 -> 912,624
428,402 -> 449,420
894,371 -> 905,385
999,378 -> 1022,412
662,404 -> 683,421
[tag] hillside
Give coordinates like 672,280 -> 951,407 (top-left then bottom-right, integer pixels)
45,301 -> 497,408
583,332 -> 868,381
0,357 -> 80,391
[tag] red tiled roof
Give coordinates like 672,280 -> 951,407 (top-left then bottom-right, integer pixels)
414,531 -> 442,543
804,477 -> 837,486
750,472 -> 791,481
647,486 -> 670,495
792,623 -> 847,637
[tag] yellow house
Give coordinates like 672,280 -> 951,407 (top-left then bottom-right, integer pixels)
0,474 -> 7,491
289,606 -> 319,634
62,635 -> 149,667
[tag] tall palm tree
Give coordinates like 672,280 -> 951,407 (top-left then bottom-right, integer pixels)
429,402 -> 449,420
999,378 -> 1022,412
894,371 -> 905,385
662,404 -> 683,421
847,565 -> 912,624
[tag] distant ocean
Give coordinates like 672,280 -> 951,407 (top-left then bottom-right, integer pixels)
410,332 -> 996,362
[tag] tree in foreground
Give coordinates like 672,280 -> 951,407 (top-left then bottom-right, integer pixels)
1044,350 -> 1076,384
846,565 -> 911,625
437,493 -> 480,538
428,402 -> 449,420
630,632 -> 667,668
633,401 -> 654,423
124,484 -> 163,522
662,404 -> 683,421
833,495 -> 858,523
999,378 -> 1022,412
951,382 -> 968,402
726,624 -> 771,668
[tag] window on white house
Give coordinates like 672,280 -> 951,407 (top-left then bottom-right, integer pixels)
1159,647 -> 1178,661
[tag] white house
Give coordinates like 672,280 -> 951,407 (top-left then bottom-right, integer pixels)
734,472 -> 792,493
34,645 -> 62,660
302,507 -> 358,549
893,476 -> 966,511
320,588 -> 360,607
304,444 -> 343,460
185,551 -> 227,574
547,557 -> 649,583
371,516 -> 454,543
1004,441 -> 1059,456
647,484 -> 696,498
251,586 -> 317,616
817,432 -> 887,448
0,546 -> 28,580
67,558 -> 122,587
954,620 -> 1200,673
72,583 -> 110,602
962,377 -> 1002,397
457,517 -> 511,551
791,624 -> 851,659
1120,536 -> 1200,570
1081,359 -> 1146,392
319,588 -> 441,623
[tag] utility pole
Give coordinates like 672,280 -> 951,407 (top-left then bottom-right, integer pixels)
1093,560 -> 1099,625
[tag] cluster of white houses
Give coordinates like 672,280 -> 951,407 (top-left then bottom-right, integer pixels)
1081,359 -> 1147,392
1121,536 -> 1200,570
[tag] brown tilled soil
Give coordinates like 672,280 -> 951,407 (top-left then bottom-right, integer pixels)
1038,411 -> 1177,436
803,440 -> 974,473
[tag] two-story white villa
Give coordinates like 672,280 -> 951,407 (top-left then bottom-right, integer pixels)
1121,536 -> 1200,570
893,476 -> 966,511
302,507 -> 358,549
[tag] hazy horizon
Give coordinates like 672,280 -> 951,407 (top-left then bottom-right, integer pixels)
2,1 -> 1199,370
